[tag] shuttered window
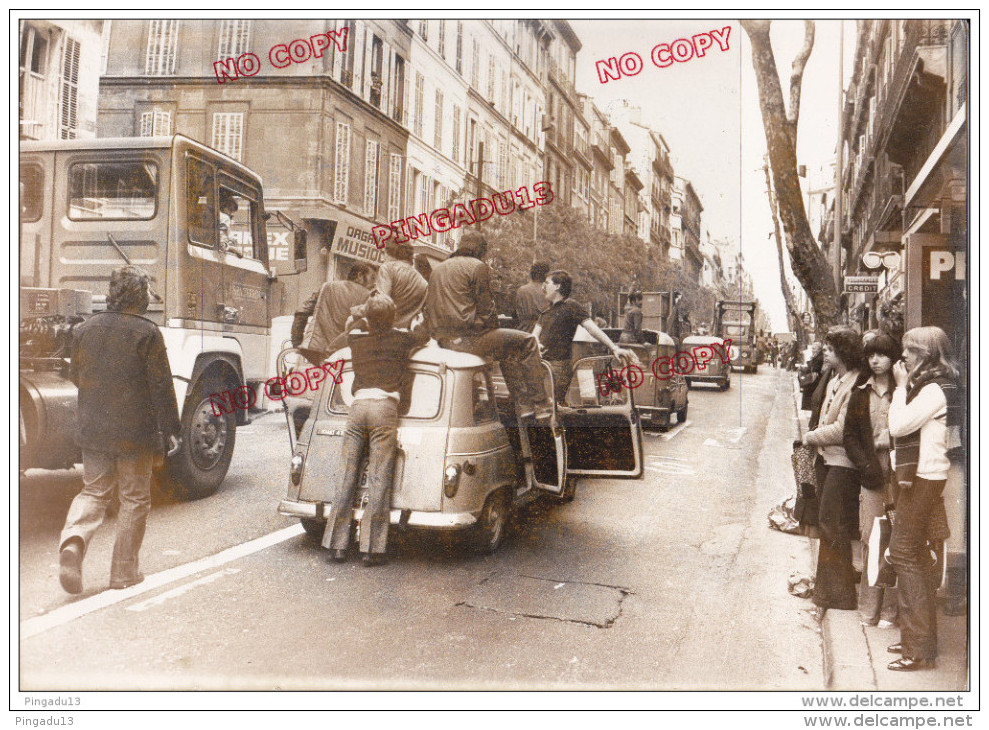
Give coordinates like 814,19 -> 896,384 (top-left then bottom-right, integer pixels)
413,72 -> 424,138
212,112 -> 244,161
455,22 -> 463,74
334,121 -> 351,204
59,37 -> 81,140
451,106 -> 461,164
217,20 -> 252,60
364,139 -> 379,216
140,110 -> 171,137
434,89 -> 443,149
145,20 -> 179,75
388,154 -> 402,221
471,38 -> 479,87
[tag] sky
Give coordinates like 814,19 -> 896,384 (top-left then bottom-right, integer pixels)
571,19 -> 852,332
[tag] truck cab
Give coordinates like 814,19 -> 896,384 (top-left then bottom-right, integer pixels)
19,135 -> 289,498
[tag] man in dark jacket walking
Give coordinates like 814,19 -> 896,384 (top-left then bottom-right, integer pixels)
424,233 -> 550,419
59,266 -> 181,593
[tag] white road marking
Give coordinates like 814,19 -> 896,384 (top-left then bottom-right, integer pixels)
703,438 -> 720,447
645,463 -> 696,476
21,524 -> 304,640
125,568 -> 241,612
649,455 -> 688,462
726,427 -> 748,443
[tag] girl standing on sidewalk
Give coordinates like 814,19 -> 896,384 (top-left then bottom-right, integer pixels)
843,333 -> 901,628
886,327 -> 961,671
803,327 -> 863,620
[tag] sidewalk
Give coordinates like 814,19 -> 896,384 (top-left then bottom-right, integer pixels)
786,371 -> 969,691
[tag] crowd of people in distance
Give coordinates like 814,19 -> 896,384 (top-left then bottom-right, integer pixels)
796,325 -> 962,672
289,233 -> 635,567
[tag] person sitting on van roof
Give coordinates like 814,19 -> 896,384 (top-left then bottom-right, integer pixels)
291,263 -> 375,360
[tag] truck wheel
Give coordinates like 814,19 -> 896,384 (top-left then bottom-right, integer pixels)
471,488 -> 511,554
300,518 -> 326,540
163,383 -> 237,500
677,400 -> 689,422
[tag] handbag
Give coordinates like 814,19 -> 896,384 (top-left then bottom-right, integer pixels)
791,441 -> 819,526
867,510 -> 897,587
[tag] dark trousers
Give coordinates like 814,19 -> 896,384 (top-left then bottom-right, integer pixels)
322,398 -> 398,555
814,464 -> 860,610
439,329 -> 549,410
546,359 -> 573,404
889,477 -> 945,661
60,449 -> 153,584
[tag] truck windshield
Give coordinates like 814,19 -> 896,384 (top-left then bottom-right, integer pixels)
68,161 -> 158,220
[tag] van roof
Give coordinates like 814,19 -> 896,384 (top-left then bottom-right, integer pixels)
683,335 -> 726,345
330,342 -> 488,370
19,134 -> 261,181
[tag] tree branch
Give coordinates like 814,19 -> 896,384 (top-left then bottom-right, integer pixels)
788,20 -> 815,146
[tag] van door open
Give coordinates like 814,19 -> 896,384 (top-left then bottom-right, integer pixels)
559,355 -> 643,479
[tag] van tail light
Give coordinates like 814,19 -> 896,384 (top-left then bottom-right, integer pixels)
290,454 -> 305,485
444,463 -> 461,498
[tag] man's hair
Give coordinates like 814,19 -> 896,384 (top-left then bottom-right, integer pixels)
347,262 -> 373,283
824,326 -> 863,371
451,231 -> 487,260
628,290 -> 643,305
385,240 -> 415,263
107,266 -> 150,313
364,294 -> 397,334
530,262 -> 550,281
548,270 -> 573,299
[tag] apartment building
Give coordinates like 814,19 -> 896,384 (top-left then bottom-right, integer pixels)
19,20 -> 106,141
98,19 -> 413,315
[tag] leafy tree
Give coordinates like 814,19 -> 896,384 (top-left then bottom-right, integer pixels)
480,203 -> 720,331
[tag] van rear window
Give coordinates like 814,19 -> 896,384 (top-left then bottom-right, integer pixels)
328,369 -> 443,420
68,161 -> 158,220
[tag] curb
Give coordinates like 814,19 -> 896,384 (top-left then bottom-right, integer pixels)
788,373 -> 877,690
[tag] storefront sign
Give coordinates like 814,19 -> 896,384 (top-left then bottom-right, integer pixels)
332,219 -> 385,265
844,275 -> 879,293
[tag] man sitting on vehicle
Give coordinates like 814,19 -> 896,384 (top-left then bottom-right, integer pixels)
533,270 -> 635,403
292,263 -> 374,361
350,240 -> 427,330
424,233 -> 551,421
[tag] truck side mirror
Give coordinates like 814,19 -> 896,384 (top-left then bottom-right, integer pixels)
293,229 -> 308,274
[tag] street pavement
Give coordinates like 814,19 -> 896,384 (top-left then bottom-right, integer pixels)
17,367 -> 911,691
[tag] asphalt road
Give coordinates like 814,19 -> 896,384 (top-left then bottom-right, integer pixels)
18,366 -> 825,691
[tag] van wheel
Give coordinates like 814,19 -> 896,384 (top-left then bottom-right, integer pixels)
300,518 -> 325,540
677,400 -> 688,422
559,476 -> 578,503
471,489 -> 511,554
162,382 -> 236,500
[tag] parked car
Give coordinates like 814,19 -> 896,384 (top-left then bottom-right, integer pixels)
682,335 -> 731,391
575,328 -> 688,431
277,344 -> 643,554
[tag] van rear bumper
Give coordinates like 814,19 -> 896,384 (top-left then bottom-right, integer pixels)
277,499 -> 477,529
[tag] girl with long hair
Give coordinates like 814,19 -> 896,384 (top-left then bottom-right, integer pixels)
885,327 -> 961,671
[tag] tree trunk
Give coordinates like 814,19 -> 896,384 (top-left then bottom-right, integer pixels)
763,160 -> 806,344
741,21 -> 840,332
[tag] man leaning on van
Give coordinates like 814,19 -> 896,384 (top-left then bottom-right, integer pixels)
58,265 -> 181,594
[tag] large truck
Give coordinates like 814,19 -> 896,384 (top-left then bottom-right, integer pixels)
713,300 -> 758,373
19,135 -> 305,499
615,290 -> 688,342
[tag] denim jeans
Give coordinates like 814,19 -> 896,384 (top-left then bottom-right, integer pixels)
322,398 -> 398,555
60,449 -> 153,584
439,328 -> 549,410
890,477 -> 945,660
